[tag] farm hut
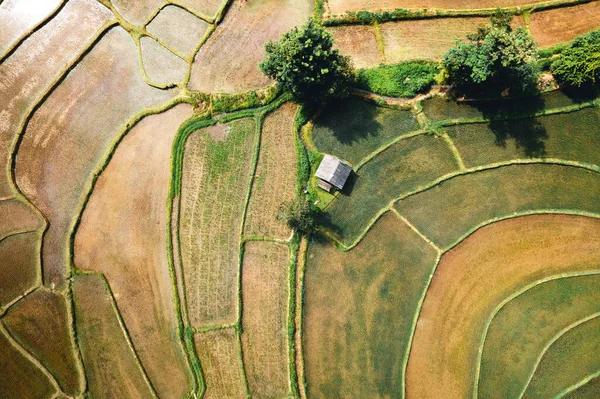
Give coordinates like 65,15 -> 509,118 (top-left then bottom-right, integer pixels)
315,155 -> 352,192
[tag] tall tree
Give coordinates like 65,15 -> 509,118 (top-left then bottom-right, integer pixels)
551,30 -> 600,87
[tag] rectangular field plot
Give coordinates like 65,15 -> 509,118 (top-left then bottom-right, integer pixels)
180,118 -> 257,327
312,97 -> 419,166
194,329 -> 246,399
323,134 -> 457,244
447,108 -> 600,166
304,212 -> 438,398
244,103 -> 297,240
396,164 -> 600,249
72,274 -> 155,399
328,25 -> 382,69
327,0 -> 548,14
0,231 -> 40,307
479,274 -> 600,399
241,242 -> 290,399
530,2 -> 600,48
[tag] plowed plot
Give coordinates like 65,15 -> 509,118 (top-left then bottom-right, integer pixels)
0,0 -> 62,55
111,0 -> 162,25
324,134 -> 456,244
189,0 -> 314,93
176,0 -> 224,20
2,288 -> 82,396
16,27 -> 174,290
327,0 -> 547,14
328,25 -> 381,69
140,37 -> 188,86
0,198 -> 42,239
380,17 -> 489,62
194,329 -> 246,399
241,242 -> 290,399
396,164 -> 600,248
0,0 -> 112,197
179,118 -> 257,327
312,97 -> 419,165
304,212 -> 438,398
0,231 -> 40,307
530,2 -> 600,48
0,326 -> 54,399
479,274 -> 600,399
146,5 -> 210,57
244,103 -> 297,240
74,104 -> 193,399
72,274 -> 156,399
406,215 -> 600,399
564,376 -> 600,399
448,108 -> 600,166
523,316 -> 600,399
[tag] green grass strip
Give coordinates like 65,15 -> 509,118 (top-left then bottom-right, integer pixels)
554,370 -> 600,399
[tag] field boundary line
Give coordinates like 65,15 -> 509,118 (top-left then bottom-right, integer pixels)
295,237 -> 309,399
63,282 -> 87,396
402,253 -> 442,399
0,321 -> 68,398
0,228 -> 40,247
440,131 -> 466,170
242,235 -> 290,244
286,237 -> 301,398
372,21 -> 386,63
516,311 -> 600,399
194,323 -> 237,333
0,279 -> 38,319
0,0 -> 68,63
554,370 -> 600,399
235,329 -> 251,399
354,130 -> 427,170
472,271 -> 600,399
184,24 -> 216,88
391,208 -> 442,253
134,36 -> 180,90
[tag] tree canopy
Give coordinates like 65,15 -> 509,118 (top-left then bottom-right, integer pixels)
551,29 -> 600,87
259,19 -> 354,104
276,198 -> 321,236
442,11 -> 538,95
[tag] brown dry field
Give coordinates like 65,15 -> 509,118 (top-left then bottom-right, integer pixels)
140,36 -> 188,86
406,215 -> 600,399
530,2 -> 600,48
380,17 -> 490,62
241,242 -> 290,399
328,25 -> 382,69
194,328 -> 246,399
244,103 -> 297,240
179,118 -> 256,327
2,288 -> 82,396
176,0 -> 224,19
0,326 -> 55,399
74,104 -> 193,399
0,231 -> 40,308
15,27 -> 174,291
111,0 -> 163,26
0,0 -> 62,55
189,0 -> 314,93
146,5 -> 210,57
0,0 -> 112,198
0,198 -> 43,239
327,0 -> 548,14
72,274 -> 156,399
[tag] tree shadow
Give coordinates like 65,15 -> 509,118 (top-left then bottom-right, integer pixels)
314,97 -> 383,146
558,83 -> 600,104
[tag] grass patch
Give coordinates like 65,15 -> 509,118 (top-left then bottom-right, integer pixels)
356,60 -> 439,98
323,134 -> 457,244
396,163 -> 600,248
479,274 -> 600,399
303,212 -> 438,398
312,97 -> 420,165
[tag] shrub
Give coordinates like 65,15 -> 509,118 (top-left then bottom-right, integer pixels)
277,198 -> 322,235
356,61 -> 439,98
550,29 -> 600,87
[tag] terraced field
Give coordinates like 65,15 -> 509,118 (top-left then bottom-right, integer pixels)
2,0 -> 600,398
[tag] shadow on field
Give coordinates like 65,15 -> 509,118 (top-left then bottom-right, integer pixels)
315,97 -> 383,145
559,83 -> 600,104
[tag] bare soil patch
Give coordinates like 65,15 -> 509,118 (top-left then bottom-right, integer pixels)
328,25 -> 381,69
406,215 -> 600,399
140,37 -> 188,86
74,104 -> 193,399
530,2 -> 600,48
111,0 -> 163,26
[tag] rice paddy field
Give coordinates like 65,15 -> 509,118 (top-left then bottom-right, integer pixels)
2,0 -> 600,398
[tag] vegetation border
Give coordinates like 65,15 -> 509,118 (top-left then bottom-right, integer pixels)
555,370 -> 600,399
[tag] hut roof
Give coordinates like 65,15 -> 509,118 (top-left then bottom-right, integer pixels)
315,155 -> 352,190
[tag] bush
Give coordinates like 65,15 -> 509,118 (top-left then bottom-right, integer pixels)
356,61 -> 439,98
550,29 -> 600,87
277,198 -> 322,236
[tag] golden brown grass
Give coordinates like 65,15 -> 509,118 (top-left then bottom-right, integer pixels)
328,25 -> 382,69
406,215 -> 600,399
74,104 -> 194,399
241,242 -> 290,399
530,2 -> 600,48
244,103 -> 297,240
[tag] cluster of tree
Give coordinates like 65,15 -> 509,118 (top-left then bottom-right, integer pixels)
277,198 -> 321,236
442,11 -> 539,96
551,30 -> 600,87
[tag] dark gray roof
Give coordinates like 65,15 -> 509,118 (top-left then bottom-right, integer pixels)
315,155 -> 352,189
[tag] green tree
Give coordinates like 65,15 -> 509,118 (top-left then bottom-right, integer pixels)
277,198 -> 321,235
551,30 -> 600,87
442,11 -> 538,95
259,19 -> 354,104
